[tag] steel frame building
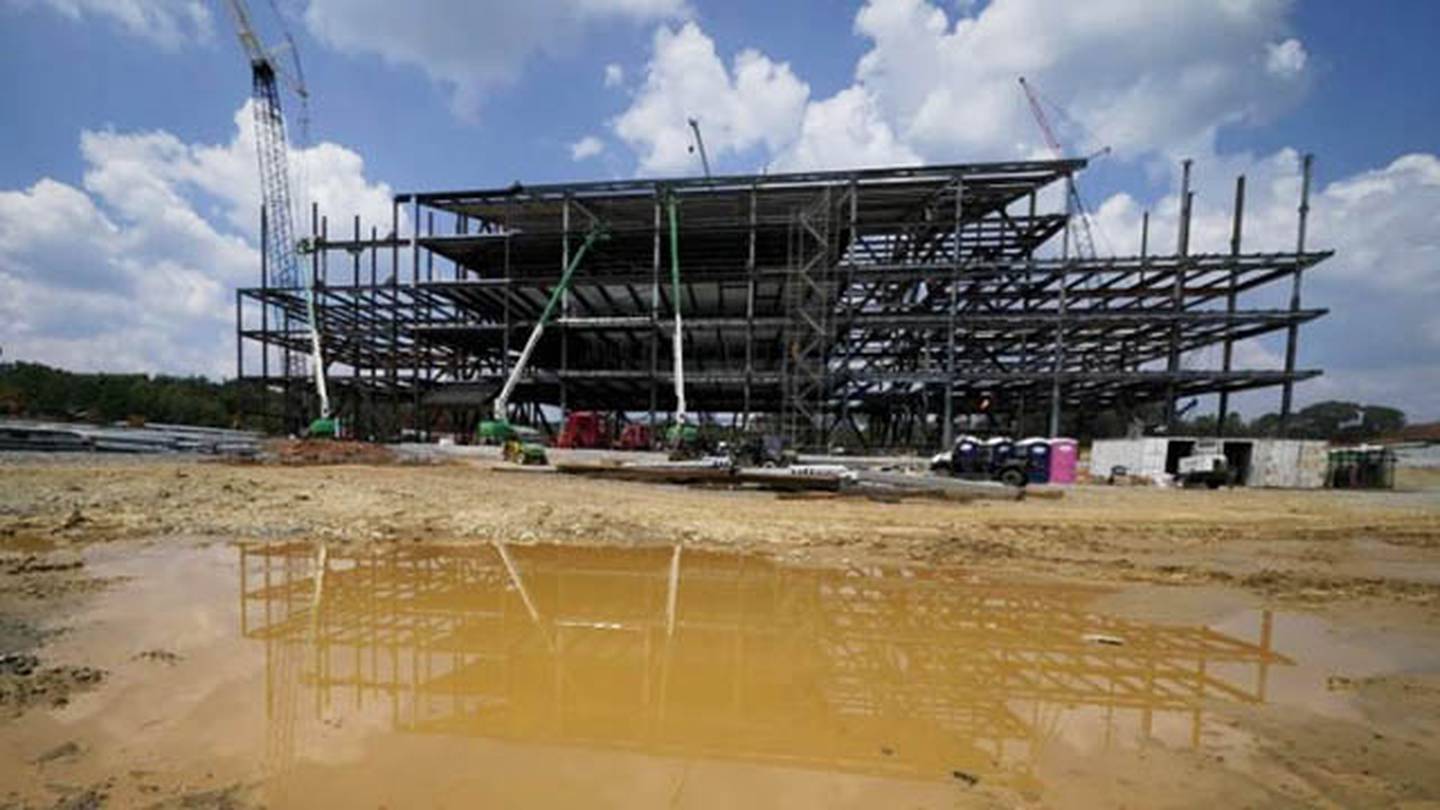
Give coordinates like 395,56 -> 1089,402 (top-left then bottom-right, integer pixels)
235,157 -> 1329,448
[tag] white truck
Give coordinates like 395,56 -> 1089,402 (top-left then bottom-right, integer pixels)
1178,440 -> 1233,489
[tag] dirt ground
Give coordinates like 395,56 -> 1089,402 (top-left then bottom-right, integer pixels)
4,453 -> 1438,601
2,452 -> 1440,808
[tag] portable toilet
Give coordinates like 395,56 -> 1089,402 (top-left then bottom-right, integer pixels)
1048,438 -> 1078,484
984,436 -> 1015,474
1017,438 -> 1052,484
953,435 -> 982,475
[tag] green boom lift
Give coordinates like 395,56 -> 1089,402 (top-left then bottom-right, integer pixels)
664,191 -> 697,450
479,223 -> 609,447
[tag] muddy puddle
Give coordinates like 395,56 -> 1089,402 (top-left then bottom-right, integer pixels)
4,540 -> 1436,808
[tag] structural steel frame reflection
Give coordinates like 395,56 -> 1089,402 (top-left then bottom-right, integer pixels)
238,542 -> 1286,785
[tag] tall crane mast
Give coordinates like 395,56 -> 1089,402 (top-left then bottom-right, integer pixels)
1018,76 -> 1107,260
225,0 -> 333,434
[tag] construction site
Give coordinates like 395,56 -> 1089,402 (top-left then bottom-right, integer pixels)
234,156 -> 1330,450
5,2 -> 1440,809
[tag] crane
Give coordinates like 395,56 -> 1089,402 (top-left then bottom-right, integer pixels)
686,117 -> 711,179
225,0 -> 335,437
1018,76 -> 1108,260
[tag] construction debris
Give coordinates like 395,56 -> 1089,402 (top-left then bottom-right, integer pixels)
0,419 -> 260,456
553,458 -> 1043,502
263,439 -> 396,466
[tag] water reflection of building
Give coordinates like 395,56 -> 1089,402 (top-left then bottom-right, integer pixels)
238,542 -> 1287,787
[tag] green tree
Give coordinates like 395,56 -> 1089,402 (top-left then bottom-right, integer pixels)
1360,405 -> 1406,437
1294,401 -> 1362,438
0,361 -> 281,432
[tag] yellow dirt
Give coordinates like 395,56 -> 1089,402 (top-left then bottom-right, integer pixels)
3,455 -> 1440,808
3,456 -> 1438,603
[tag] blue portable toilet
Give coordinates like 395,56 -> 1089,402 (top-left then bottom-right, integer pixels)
984,436 -> 1015,475
1016,438 -> 1051,484
953,435 -> 982,475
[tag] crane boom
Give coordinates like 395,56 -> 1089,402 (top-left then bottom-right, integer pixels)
667,194 -> 687,424
1018,76 -> 1103,260
1018,77 -> 1063,158
225,0 -> 332,429
686,118 -> 711,179
491,225 -> 608,422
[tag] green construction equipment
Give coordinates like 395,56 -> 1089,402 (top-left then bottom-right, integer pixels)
479,222 -> 609,445
667,191 -> 690,438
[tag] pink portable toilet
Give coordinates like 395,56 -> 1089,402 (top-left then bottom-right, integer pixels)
1048,438 -> 1078,484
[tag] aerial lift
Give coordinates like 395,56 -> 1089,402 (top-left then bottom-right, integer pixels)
225,0 -> 335,437
658,119 -> 710,454
664,191 -> 696,451
479,224 -> 609,461
480,118 -> 705,460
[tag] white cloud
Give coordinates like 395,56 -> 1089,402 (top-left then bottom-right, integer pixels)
1092,150 -> 1440,292
1266,37 -> 1307,78
1090,149 -> 1440,418
601,3 -> 1438,418
612,22 -> 810,174
604,62 -> 625,88
5,0 -> 212,48
772,86 -> 918,171
1231,339 -> 1284,371
0,103 -> 392,379
303,0 -> 685,118
612,0 -> 1310,174
569,135 -> 605,161
850,0 -> 1308,162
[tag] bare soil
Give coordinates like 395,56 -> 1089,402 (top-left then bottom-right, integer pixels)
1,453 -> 1438,808
3,454 -> 1437,603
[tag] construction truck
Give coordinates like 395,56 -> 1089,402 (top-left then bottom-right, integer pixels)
1178,439 -> 1232,488
719,434 -> 794,468
616,423 -> 653,451
475,420 -> 546,464
930,436 -> 1029,488
556,412 -> 611,449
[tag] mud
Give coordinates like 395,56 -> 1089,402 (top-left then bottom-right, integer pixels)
0,655 -> 104,717
0,455 -> 1438,807
258,438 -> 398,466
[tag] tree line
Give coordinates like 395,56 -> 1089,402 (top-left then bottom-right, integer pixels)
0,362 -> 260,429
1178,401 -> 1407,441
0,360 -> 1411,443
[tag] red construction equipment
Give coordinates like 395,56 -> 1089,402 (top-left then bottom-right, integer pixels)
555,411 -> 611,449
616,423 -> 653,451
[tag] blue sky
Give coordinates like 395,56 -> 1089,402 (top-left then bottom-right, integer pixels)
1,0 -> 1437,419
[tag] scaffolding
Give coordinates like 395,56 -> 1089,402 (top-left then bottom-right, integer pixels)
235,158 -> 1330,447
239,542 -> 1287,786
